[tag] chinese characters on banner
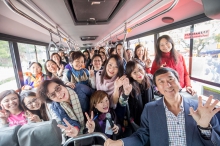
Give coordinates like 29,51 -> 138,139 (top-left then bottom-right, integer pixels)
184,30 -> 209,39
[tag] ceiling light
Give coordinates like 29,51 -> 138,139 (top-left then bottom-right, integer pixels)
162,17 -> 174,23
91,2 -> 101,5
89,18 -> 95,21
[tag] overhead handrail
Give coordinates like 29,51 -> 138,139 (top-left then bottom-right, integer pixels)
65,38 -> 72,52
98,0 -> 179,45
3,0 -> 76,47
48,31 -> 59,53
63,132 -> 108,146
56,26 -> 67,52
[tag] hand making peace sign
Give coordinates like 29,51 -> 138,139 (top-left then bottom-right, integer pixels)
57,118 -> 79,137
25,110 -> 41,123
0,107 -> 9,124
85,111 -> 95,133
88,66 -> 95,78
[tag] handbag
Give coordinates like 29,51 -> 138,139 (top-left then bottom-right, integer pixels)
0,125 -> 21,146
17,119 -> 62,146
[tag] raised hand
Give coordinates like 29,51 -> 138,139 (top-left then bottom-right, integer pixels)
111,124 -> 119,134
85,111 -> 95,133
58,64 -> 64,76
88,66 -> 95,78
66,82 -> 75,89
145,58 -> 152,68
161,62 -> 167,67
0,107 -> 9,124
23,85 -> 32,90
114,75 -> 126,89
122,78 -> 132,95
25,111 -> 41,122
186,86 -> 196,96
189,95 -> 220,128
57,118 -> 79,137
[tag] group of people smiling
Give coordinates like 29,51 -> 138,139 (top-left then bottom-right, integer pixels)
0,35 -> 219,146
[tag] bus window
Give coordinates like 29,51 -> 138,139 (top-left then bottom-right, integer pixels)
129,38 -> 139,51
191,19 -> 220,85
35,45 -> 47,73
0,40 -> 18,92
138,35 -> 155,60
18,43 -> 36,73
18,43 -> 47,74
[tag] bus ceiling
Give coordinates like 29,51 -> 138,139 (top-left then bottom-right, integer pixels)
0,0 -> 214,48
201,0 -> 220,20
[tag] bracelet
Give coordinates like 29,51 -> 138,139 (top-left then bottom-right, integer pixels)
197,124 -> 212,130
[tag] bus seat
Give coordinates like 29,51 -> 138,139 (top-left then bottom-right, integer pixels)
17,119 -> 62,146
0,125 -> 21,146
154,91 -> 198,101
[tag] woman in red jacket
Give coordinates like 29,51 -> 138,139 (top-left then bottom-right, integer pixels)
151,35 -> 195,95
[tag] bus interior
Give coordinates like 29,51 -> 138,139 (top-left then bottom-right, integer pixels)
0,0 -> 220,145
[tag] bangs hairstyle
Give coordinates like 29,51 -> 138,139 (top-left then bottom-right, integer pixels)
0,90 -> 23,111
69,51 -> 85,63
51,53 -> 62,62
134,44 -> 146,60
99,47 -> 105,53
155,35 -> 178,66
125,61 -> 151,97
20,91 -> 49,121
29,62 -> 42,70
100,54 -> 124,84
153,67 -> 179,86
44,60 -> 59,78
83,50 -> 90,59
89,90 -> 109,112
91,54 -> 103,63
109,47 -> 116,55
37,78 -> 67,103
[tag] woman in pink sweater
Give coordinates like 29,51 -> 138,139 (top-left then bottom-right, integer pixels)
0,90 -> 27,127
90,54 -> 127,108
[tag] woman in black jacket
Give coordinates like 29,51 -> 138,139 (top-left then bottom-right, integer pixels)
85,90 -> 121,145
120,60 -> 154,126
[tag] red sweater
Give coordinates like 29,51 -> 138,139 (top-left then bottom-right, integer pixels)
151,52 -> 191,88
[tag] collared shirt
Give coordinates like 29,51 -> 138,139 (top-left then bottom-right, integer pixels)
163,97 -> 187,146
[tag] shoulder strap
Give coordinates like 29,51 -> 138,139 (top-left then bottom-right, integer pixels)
82,68 -> 89,77
67,69 -> 72,81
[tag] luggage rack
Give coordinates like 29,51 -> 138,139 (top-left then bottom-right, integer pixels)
63,132 -> 108,146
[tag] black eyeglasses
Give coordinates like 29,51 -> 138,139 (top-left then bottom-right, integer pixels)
47,84 -> 62,99
25,98 -> 39,108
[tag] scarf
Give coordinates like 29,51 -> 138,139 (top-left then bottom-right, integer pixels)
60,87 -> 84,134
25,72 -> 44,87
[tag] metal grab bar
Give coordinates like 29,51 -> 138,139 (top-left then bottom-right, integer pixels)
3,0 -> 76,47
48,41 -> 59,52
63,132 -> 108,146
98,0 -> 179,45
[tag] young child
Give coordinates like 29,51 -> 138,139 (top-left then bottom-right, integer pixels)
0,90 -> 27,127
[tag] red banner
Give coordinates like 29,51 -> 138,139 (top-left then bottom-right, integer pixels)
184,30 -> 209,39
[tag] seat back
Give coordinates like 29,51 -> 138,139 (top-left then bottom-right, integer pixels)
17,119 -> 62,146
0,125 -> 21,146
